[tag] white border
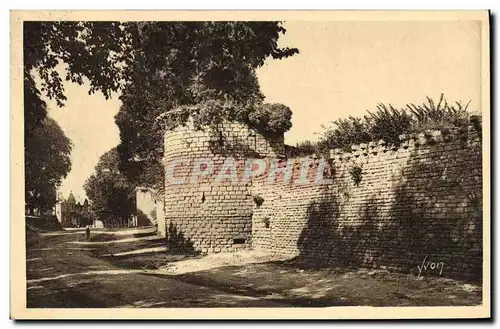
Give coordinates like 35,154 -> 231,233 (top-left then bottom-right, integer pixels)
4,1 -> 498,328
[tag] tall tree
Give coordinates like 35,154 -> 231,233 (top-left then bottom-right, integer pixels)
114,22 -> 298,189
25,117 -> 72,214
24,21 -> 131,214
24,21 -> 298,193
83,148 -> 135,224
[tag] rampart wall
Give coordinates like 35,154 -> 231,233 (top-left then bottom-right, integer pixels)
162,118 -> 483,280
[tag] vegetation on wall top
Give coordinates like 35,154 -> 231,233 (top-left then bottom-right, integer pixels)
288,94 -> 477,157
157,99 -> 293,139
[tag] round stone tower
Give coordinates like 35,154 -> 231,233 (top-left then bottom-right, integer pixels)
162,120 -> 284,254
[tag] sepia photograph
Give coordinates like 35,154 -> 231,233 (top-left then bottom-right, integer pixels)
10,10 -> 490,319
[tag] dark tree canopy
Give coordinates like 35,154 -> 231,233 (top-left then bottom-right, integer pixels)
25,117 -> 72,214
114,22 -> 298,190
24,21 -> 130,108
24,21 -> 129,214
24,21 -> 298,196
24,21 -> 297,125
83,148 -> 135,223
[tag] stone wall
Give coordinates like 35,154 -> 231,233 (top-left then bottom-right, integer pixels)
250,124 -> 483,280
162,120 -> 284,253
161,117 -> 483,280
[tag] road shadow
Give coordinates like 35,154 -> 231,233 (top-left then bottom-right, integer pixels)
27,287 -> 108,308
165,222 -> 199,255
142,272 -> 352,307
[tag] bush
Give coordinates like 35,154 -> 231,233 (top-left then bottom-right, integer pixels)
318,94 -> 475,151
158,100 -> 293,139
285,140 -> 321,157
365,104 -> 414,146
25,215 -> 63,232
318,116 -> 372,152
407,94 -> 471,132
349,165 -> 363,187
253,195 -> 265,207
248,103 -> 292,138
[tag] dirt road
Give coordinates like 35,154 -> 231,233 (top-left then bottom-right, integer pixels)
26,227 -> 482,308
26,228 -> 290,308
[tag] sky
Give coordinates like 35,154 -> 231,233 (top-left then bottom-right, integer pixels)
46,20 -> 481,201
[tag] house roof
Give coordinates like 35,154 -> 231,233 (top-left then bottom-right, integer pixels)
67,191 -> 76,204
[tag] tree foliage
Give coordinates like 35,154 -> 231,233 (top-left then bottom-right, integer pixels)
24,21 -> 130,108
115,22 -> 298,190
83,148 -> 135,223
24,20 -> 297,119
25,117 -> 72,213
24,21 -> 298,194
24,21 -> 130,214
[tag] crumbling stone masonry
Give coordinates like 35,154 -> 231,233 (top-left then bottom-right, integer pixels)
162,121 -> 284,253
161,118 -> 483,280
251,123 -> 483,280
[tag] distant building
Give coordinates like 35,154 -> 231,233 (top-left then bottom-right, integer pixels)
134,187 -> 157,226
133,187 -> 165,235
55,191 -> 90,227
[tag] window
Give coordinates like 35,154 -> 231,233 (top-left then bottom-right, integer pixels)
233,236 -> 246,245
